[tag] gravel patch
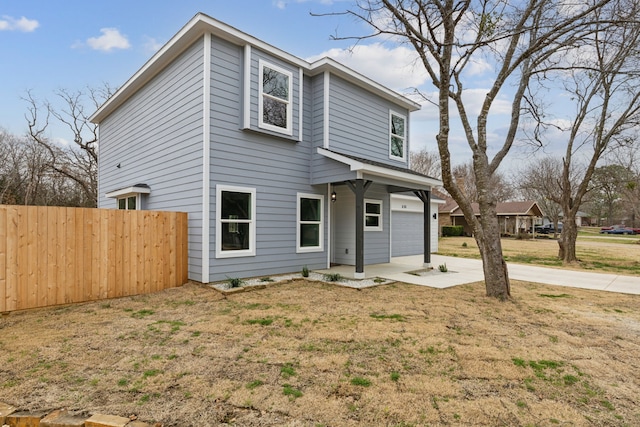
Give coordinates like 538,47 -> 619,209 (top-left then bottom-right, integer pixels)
210,272 -> 393,291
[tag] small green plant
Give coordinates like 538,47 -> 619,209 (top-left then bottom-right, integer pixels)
390,371 -> 400,382
373,277 -> 386,283
246,380 -> 264,390
323,273 -> 343,282
131,309 -> 155,319
302,265 -> 309,277
259,277 -> 274,282
512,358 -> 526,367
462,242 -> 468,247
438,263 -> 448,272
246,317 -> 274,326
227,277 -> 245,288
281,363 -> 296,378
370,313 -> 405,321
563,374 -> 579,386
350,376 -> 371,387
282,384 -> 303,399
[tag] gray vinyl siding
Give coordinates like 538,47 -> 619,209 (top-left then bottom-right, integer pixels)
327,75 -> 410,168
208,35 -> 327,282
332,183 -> 390,266
97,38 -> 205,281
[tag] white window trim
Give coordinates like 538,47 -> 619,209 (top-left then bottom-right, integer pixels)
297,193 -> 324,253
215,185 -> 257,258
364,199 -> 383,231
258,59 -> 293,135
389,110 -> 407,161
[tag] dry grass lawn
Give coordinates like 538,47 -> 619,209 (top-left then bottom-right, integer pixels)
438,233 -> 640,275
1,276 -> 640,426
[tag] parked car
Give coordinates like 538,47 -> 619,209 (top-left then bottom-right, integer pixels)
600,225 -> 636,235
530,223 -> 563,234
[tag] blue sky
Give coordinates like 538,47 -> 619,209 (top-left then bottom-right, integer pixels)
0,0 -> 518,161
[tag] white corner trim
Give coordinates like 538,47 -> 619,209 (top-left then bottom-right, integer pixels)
299,67 -> 303,141
202,33 -> 212,284
323,71 -> 330,149
243,44 -> 251,129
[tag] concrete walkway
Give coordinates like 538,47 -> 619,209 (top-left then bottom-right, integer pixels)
316,254 -> 640,295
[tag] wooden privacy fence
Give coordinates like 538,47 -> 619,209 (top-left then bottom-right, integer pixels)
0,205 -> 188,313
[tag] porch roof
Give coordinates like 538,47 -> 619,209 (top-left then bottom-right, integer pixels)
316,148 -> 442,190
450,200 -> 543,217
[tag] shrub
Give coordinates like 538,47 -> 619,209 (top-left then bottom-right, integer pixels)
302,265 -> 309,277
227,277 -> 244,288
438,263 -> 448,272
442,225 -> 464,236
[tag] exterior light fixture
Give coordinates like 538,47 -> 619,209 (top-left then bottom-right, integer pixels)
433,213 -> 437,220
331,191 -> 337,202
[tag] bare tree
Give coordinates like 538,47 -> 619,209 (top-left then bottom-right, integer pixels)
327,0 -> 635,298
542,3 -> 640,263
516,157 -> 565,238
24,85 -> 113,207
451,162 -> 513,203
410,148 -> 441,178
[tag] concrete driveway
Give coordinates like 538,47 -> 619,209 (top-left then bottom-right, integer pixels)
318,254 -> 640,295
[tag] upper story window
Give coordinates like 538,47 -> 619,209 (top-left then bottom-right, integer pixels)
259,60 -> 293,135
365,199 -> 383,231
389,111 -> 406,161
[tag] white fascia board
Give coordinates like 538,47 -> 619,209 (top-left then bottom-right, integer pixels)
91,12 -> 421,124
308,58 -> 422,112
91,13 -> 309,124
105,186 -> 151,199
317,147 -> 442,188
392,194 -> 447,204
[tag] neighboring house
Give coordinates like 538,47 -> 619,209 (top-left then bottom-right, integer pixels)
447,200 -> 543,236
90,13 -> 442,283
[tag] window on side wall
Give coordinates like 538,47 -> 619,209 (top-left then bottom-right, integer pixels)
259,60 -> 293,135
389,111 -> 406,161
297,193 -> 323,252
365,199 -> 383,231
216,185 -> 256,258
117,195 -> 138,210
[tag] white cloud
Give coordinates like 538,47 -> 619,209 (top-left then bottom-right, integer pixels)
308,43 -> 429,91
0,15 -> 39,32
143,36 -> 164,54
86,28 -> 130,52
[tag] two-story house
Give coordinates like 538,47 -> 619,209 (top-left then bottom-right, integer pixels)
90,13 -> 442,283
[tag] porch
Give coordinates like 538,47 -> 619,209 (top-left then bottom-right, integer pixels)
314,254 -> 485,289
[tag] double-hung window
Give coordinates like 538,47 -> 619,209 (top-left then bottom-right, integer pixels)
365,199 -> 383,231
259,60 -> 293,135
389,111 -> 406,161
297,193 -> 323,252
216,185 -> 256,258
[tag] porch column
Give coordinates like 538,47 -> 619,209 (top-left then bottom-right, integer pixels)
346,179 -> 371,279
414,190 -> 432,268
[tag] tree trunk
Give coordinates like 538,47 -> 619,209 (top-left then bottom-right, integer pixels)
559,219 -> 579,263
474,204 -> 511,300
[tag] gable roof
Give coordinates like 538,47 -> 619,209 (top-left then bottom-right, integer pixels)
90,12 -> 421,124
449,200 -> 543,217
